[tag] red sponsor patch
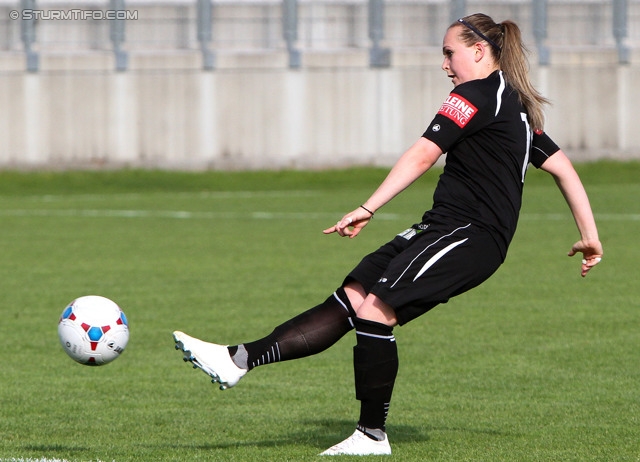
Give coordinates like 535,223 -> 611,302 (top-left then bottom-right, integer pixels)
437,93 -> 478,128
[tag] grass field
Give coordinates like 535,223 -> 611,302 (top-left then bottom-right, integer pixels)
0,162 -> 638,461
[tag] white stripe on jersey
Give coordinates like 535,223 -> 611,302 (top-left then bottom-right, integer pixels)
531,144 -> 551,162
495,71 -> 506,116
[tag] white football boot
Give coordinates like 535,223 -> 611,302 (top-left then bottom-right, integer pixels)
320,429 -> 392,456
173,331 -> 247,390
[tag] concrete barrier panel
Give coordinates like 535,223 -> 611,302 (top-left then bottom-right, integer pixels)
0,49 -> 638,169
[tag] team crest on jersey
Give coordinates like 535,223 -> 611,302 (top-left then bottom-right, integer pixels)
437,93 -> 478,128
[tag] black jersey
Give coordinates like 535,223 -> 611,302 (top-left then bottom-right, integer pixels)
422,70 -> 558,258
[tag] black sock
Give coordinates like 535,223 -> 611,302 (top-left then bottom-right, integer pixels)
352,317 -> 398,434
229,287 -> 355,370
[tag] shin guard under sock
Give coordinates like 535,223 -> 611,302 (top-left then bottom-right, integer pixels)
230,287 -> 355,370
353,317 -> 398,433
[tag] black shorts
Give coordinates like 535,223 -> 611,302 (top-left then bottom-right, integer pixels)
344,213 -> 504,325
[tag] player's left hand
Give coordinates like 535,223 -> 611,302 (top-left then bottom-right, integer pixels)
568,238 -> 603,277
323,208 -> 373,239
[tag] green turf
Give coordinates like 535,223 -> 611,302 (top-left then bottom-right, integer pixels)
0,162 -> 638,461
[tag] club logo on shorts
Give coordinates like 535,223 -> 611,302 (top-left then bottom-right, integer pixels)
437,93 -> 478,128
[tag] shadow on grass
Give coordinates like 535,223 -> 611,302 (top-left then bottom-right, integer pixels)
21,443 -> 90,452
145,419 -> 430,451
21,421 -> 510,456
301,418 -> 512,445
305,418 -> 430,447
134,418 -> 510,453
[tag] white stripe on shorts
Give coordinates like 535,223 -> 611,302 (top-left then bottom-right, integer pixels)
413,238 -> 468,281
390,223 -> 471,288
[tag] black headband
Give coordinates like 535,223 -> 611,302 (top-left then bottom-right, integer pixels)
457,18 -> 501,53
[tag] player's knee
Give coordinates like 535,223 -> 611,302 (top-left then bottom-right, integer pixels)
353,296 -> 397,326
343,281 -> 367,310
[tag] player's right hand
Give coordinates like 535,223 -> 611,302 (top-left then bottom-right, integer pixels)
323,208 -> 373,239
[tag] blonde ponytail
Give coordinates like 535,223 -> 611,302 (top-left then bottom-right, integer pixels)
453,13 -> 550,131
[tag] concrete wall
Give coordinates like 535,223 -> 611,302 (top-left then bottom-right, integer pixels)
1,47 -> 639,169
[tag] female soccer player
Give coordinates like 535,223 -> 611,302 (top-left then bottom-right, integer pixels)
173,13 -> 603,456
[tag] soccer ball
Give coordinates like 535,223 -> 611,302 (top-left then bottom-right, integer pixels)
58,295 -> 129,366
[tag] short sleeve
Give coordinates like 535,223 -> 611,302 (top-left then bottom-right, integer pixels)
422,84 -> 492,154
530,131 -> 560,168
